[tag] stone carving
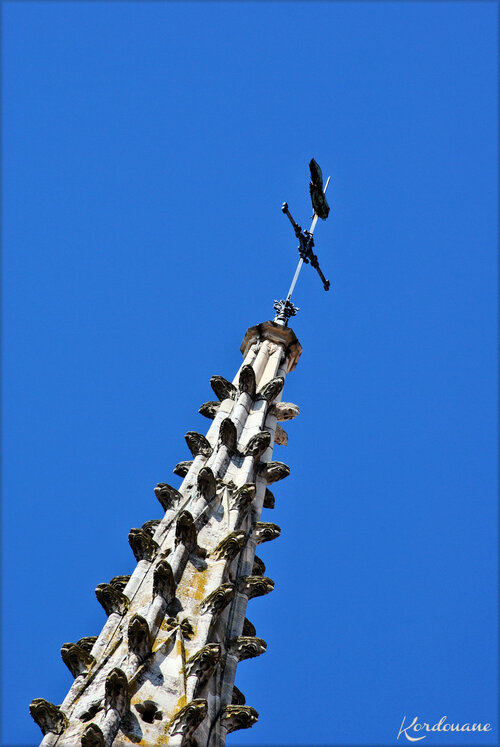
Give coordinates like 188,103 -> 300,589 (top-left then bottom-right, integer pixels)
77,636 -> 97,652
238,576 -> 275,599
212,531 -> 246,562
210,375 -> 236,401
200,583 -> 234,616
153,559 -> 176,603
95,583 -> 129,617
135,700 -> 163,723
231,483 -> 255,512
253,522 -> 281,544
185,431 -> 213,458
29,698 -> 68,735
268,401 -> 300,421
197,466 -> 216,501
109,575 -> 131,592
185,643 -> 221,687
259,461 -> 290,483
60,642 -> 95,678
169,698 -> 207,739
244,430 -> 271,458
252,555 -> 266,575
238,364 -> 256,397
232,685 -> 246,705
230,636 -> 267,661
242,618 -> 256,636
274,423 -> 288,445
155,482 -> 182,511
128,528 -> 159,562
175,510 -> 198,553
219,417 -> 237,453
81,723 -> 104,746
173,460 -> 192,477
198,401 -> 220,419
221,704 -> 259,733
141,519 -> 161,536
256,376 -> 284,403
128,614 -> 152,662
104,667 -> 129,716
165,616 -> 194,639
263,488 -> 275,509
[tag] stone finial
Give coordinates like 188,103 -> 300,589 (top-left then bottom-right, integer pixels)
263,488 -> 275,509
169,699 -> 207,739
95,583 -> 129,617
210,375 -> 236,401
175,510 -> 198,553
185,643 -> 221,687
197,465 -> 216,501
128,528 -> 159,563
141,519 -> 161,537
173,460 -> 193,477
220,704 -> 259,733
155,482 -> 182,511
81,723 -> 104,747
200,583 -> 234,616
256,376 -> 285,403
231,483 -> 255,511
29,698 -> 68,736
104,668 -> 129,715
274,423 -> 288,445
219,417 -> 237,453
212,531 -> 246,562
109,575 -> 131,591
185,432 -> 213,458
244,431 -> 271,458
230,636 -> 267,661
238,576 -> 275,599
252,555 -> 266,576
60,642 -> 95,678
238,364 -> 256,397
268,401 -> 300,421
153,559 -> 176,603
128,614 -> 152,662
259,460 -> 290,483
231,685 -> 246,705
198,401 -> 220,420
254,522 -> 281,544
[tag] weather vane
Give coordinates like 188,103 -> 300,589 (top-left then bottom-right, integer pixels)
274,159 -> 332,326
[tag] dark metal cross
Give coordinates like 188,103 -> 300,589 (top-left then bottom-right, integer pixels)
274,159 -> 332,326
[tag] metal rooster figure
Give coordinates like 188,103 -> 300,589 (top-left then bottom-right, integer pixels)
274,159 -> 332,326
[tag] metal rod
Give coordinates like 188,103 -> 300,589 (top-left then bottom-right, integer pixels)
286,258 -> 304,301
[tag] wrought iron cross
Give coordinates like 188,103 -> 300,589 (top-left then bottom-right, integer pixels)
274,159 -> 332,326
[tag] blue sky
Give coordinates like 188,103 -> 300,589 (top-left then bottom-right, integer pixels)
2,2 -> 497,745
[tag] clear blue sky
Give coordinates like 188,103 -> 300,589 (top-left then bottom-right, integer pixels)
2,2 -> 497,745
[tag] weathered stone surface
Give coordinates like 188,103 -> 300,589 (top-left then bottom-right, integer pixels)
242,618 -> 256,636
76,636 -> 97,653
141,519 -> 161,536
254,522 -> 281,544
104,667 -> 129,715
81,722 -> 104,746
231,685 -> 246,705
268,401 -> 300,421
153,559 -> 176,603
128,614 -> 151,662
230,636 -> 267,661
274,422 -> 288,445
175,510 -> 198,553
220,704 -> 259,733
263,488 -> 275,509
199,400 -> 220,419
186,643 -> 221,687
95,583 -> 129,617
185,431 -> 213,458
200,583 -> 234,616
238,575 -> 275,599
252,555 -> 266,576
154,482 -> 182,511
212,531 -> 246,561
210,375 -> 236,401
197,466 -> 216,501
169,698 -> 207,739
219,417 -> 237,453
173,460 -> 192,477
244,430 -> 271,458
128,528 -> 159,562
256,376 -> 284,403
29,698 -> 68,735
238,364 -> 256,397
259,460 -> 290,483
61,643 -> 95,678
231,482 -> 255,511
109,575 -> 131,591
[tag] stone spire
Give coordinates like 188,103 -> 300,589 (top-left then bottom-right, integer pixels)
31,320 -> 302,747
